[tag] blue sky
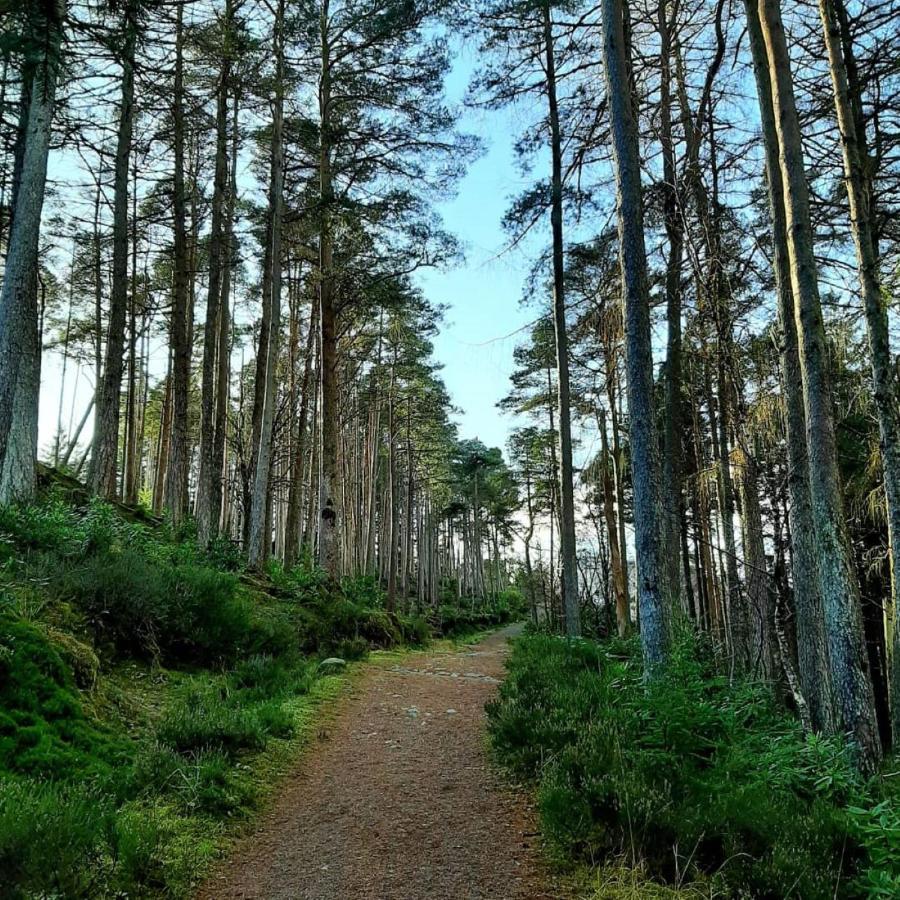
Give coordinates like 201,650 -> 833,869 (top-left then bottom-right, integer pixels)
414,47 -> 544,455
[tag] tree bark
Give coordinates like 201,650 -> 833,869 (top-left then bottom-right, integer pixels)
542,0 -> 580,637
163,2 -> 191,523
0,2 -> 65,504
817,0 -> 900,743
601,0 -> 670,670
90,3 -> 138,499
757,0 -> 880,771
197,0 -> 233,543
743,0 -> 835,731
248,0 -> 286,566
317,0 -> 342,579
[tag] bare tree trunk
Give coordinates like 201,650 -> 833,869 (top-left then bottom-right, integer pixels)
197,0 -> 233,543
757,0 -> 880,771
541,1 -> 580,637
599,407 -> 629,635
248,0 -> 285,566
657,0 -> 685,613
163,3 -> 191,524
737,444 -> 775,679
601,0 -> 669,669
817,0 -> 900,743
90,4 -> 138,499
317,0 -> 341,578
285,297 -> 318,567
743,0 -> 835,731
386,361 -> 398,611
123,161 -> 139,504
0,6 -> 64,502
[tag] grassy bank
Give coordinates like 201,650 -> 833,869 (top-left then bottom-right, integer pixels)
487,631 -> 900,899
0,490 -> 518,898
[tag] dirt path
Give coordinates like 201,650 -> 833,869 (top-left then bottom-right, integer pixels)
197,625 -> 565,900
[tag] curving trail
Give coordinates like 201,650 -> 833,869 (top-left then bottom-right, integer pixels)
196,625 -> 566,900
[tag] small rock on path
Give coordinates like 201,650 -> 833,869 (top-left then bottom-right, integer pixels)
196,624 -> 566,900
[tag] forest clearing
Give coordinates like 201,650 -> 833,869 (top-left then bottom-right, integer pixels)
3,0 -> 900,896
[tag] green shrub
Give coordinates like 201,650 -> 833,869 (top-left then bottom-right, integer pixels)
433,602 -> 513,638
0,499 -> 79,555
849,794 -> 900,896
50,548 -> 268,665
154,680 -> 294,756
230,653 -> 314,701
487,633 -> 887,898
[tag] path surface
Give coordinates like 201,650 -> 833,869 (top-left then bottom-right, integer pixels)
197,625 -> 565,900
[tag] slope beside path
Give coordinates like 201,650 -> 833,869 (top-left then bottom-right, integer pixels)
196,624 -> 567,900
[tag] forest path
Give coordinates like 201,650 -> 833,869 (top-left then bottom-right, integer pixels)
196,624 -> 567,900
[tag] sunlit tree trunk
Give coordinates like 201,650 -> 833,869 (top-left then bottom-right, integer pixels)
743,0 -> 835,731
601,0 -> 669,669
757,0 -> 880,771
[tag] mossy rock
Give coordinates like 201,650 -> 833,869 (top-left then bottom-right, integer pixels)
0,615 -> 126,779
41,625 -> 100,690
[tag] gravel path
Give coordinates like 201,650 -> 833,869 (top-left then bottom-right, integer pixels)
196,625 -> 565,900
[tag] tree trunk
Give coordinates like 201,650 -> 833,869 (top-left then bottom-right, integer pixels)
817,0 -> 900,744
197,0 -> 233,543
657,0 -> 685,614
248,0 -> 285,566
743,0 -> 835,731
757,0 -> 880,771
601,0 -> 669,670
163,4 -> 191,523
285,297 -> 318,567
542,1 -> 580,637
317,0 -> 342,578
0,3 -> 65,503
600,407 -> 629,636
737,444 -> 775,679
90,4 -> 138,499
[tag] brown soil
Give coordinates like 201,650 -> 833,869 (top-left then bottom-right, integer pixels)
196,625 -> 567,900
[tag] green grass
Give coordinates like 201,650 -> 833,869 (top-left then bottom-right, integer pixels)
487,630 -> 900,899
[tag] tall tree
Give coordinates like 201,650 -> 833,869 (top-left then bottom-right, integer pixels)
163,0 -> 192,523
743,0 -> 835,731
247,0 -> 286,567
756,0 -> 880,770
600,0 -> 670,670
90,0 -> 140,499
0,2 -> 66,503
816,0 -> 900,741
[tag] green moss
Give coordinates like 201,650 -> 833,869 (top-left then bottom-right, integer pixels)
0,615 -> 127,781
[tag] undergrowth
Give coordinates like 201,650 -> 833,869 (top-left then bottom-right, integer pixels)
0,492 -> 518,898
487,631 -> 900,899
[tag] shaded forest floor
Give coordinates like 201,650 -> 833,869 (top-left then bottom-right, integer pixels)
197,625 -> 569,900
